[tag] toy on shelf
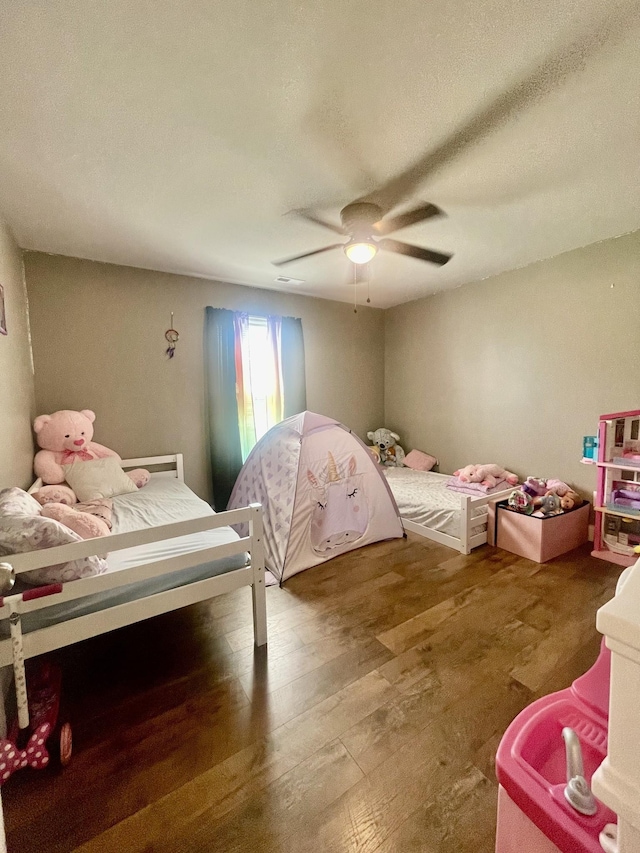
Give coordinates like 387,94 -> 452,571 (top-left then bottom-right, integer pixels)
582,435 -> 598,462
590,409 -> 640,567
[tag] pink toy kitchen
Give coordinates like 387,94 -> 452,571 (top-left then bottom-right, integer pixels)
495,553 -> 640,853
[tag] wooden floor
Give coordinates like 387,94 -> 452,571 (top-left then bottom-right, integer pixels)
4,535 -> 621,853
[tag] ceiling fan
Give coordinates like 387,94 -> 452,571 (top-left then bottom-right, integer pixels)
272,2 -> 636,275
273,201 -> 452,268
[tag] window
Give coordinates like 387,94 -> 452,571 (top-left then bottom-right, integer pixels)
235,314 -> 284,461
205,306 -> 305,511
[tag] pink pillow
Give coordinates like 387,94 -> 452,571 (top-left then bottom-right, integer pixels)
403,449 -> 437,472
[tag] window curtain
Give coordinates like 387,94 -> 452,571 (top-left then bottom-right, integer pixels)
281,316 -> 307,417
204,308 -> 244,511
205,308 -> 306,509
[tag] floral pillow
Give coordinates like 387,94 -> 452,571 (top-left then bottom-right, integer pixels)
0,488 -> 42,518
0,488 -> 107,586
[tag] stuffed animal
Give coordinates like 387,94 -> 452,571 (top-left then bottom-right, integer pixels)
522,476 -> 579,508
40,503 -> 110,539
454,464 -> 518,489
533,493 -> 562,516
367,428 -> 405,467
33,410 -> 150,501
31,485 -> 77,507
522,477 -> 548,497
544,479 -> 572,498
508,489 -> 534,514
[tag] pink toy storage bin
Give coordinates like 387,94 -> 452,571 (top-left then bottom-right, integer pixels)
488,500 -> 590,563
495,640 -> 615,853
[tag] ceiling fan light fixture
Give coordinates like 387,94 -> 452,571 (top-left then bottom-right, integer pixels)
344,240 -> 378,264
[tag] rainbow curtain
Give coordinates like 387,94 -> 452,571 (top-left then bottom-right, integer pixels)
205,308 -> 305,509
234,314 -> 284,462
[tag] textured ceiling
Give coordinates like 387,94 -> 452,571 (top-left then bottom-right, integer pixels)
0,0 -> 639,307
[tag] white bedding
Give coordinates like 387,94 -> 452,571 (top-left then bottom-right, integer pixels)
19,478 -> 248,633
383,468 -> 484,539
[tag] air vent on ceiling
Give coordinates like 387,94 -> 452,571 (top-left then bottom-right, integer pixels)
274,275 -> 305,285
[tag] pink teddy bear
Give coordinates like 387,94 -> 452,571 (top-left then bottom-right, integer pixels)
33,410 -> 149,503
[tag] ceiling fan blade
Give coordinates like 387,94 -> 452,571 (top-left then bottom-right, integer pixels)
302,83 -> 379,197
272,243 -> 344,266
374,203 -> 443,236
379,239 -> 452,266
290,209 -> 346,236
359,1 -> 638,214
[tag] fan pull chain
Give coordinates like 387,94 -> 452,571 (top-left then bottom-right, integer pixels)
367,263 -> 371,304
353,264 -> 358,313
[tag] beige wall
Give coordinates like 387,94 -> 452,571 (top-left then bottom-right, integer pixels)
25,254 -> 385,500
385,230 -> 640,497
0,222 -> 35,489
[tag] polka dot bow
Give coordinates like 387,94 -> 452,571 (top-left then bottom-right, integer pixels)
0,723 -> 51,785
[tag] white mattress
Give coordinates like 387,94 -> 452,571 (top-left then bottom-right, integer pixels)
19,477 -> 248,633
383,468 -> 484,539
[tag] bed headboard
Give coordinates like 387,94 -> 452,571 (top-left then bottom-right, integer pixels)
121,454 -> 185,482
28,453 -> 185,493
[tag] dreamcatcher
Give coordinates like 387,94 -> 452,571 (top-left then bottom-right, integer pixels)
165,313 -> 179,358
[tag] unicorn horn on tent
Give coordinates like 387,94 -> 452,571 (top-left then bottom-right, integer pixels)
327,452 -> 340,482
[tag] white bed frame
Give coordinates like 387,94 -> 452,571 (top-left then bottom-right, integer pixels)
398,470 -> 514,555
0,455 -> 266,853
0,454 -> 267,672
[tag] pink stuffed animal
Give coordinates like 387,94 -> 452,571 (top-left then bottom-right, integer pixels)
33,410 -> 150,501
545,478 -> 572,498
455,464 -> 483,483
40,503 -> 110,539
454,463 -> 518,489
32,485 -> 77,507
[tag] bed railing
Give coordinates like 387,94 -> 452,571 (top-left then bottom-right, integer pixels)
462,488 -> 515,554
0,502 -> 266,669
28,453 -> 186,495
121,453 -> 184,482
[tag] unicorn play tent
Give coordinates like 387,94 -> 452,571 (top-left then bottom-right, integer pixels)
228,411 -> 403,582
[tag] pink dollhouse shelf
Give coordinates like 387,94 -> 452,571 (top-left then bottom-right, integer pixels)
591,409 -> 640,568
591,548 -> 636,568
599,409 -> 640,420
596,506 -> 640,519
581,458 -> 640,474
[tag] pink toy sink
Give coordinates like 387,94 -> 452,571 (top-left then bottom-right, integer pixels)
496,640 -> 616,853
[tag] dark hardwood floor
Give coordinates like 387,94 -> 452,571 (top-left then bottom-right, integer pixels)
3,535 -> 620,852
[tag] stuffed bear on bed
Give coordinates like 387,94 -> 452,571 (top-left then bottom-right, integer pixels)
32,409 -> 150,504
367,428 -> 406,467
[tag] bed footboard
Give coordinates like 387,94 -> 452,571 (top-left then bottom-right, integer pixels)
460,488 -> 514,554
401,486 -> 515,555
